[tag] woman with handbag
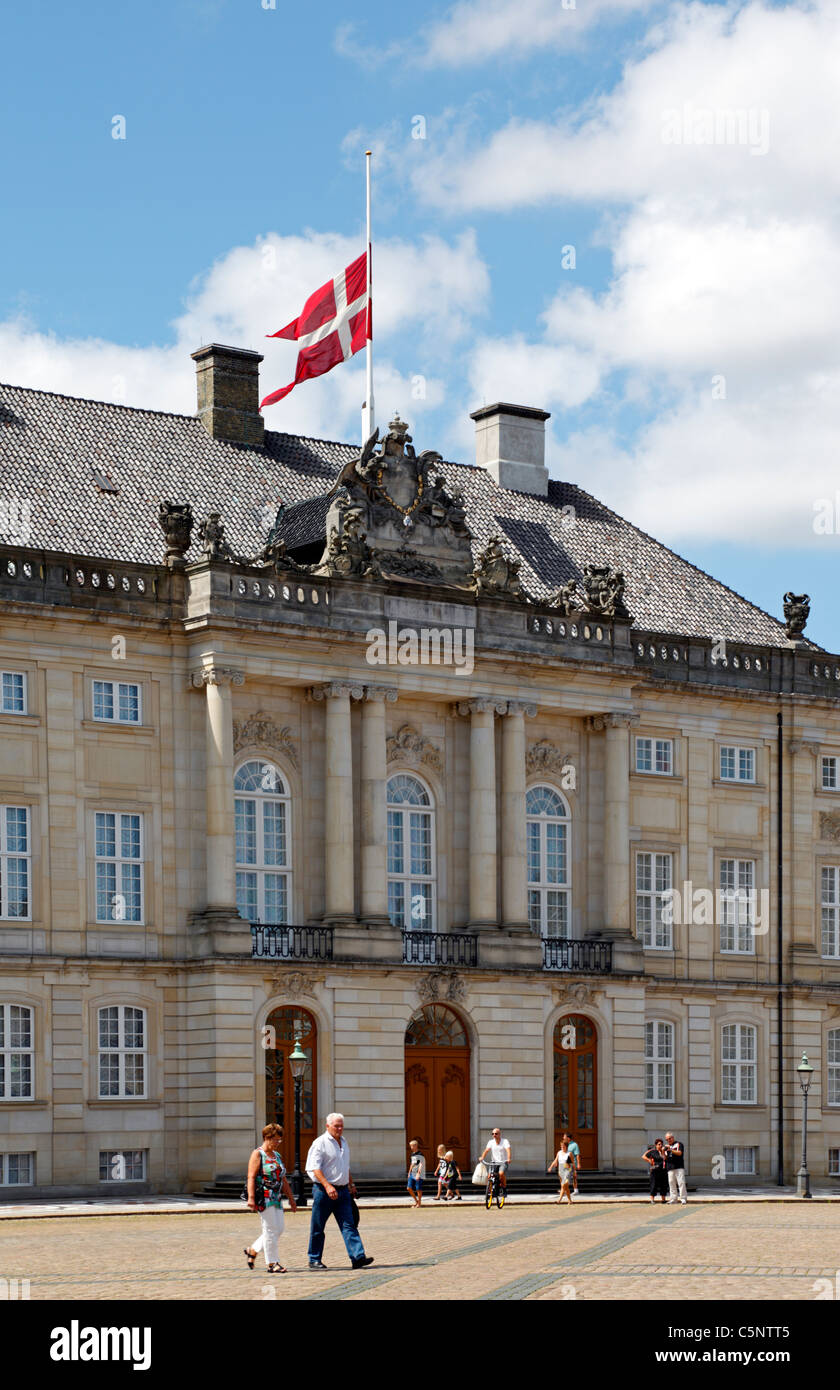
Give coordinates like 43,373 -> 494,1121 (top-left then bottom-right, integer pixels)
244,1123 -> 297,1273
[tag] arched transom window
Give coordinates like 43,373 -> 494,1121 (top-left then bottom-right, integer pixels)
387,774 -> 435,931
235,760 -> 292,924
527,785 -> 570,938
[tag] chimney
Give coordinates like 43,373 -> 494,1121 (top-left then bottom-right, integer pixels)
470,402 -> 550,496
191,343 -> 265,447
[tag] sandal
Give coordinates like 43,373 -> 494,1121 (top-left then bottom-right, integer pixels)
267,1263 -> 287,1274
244,1247 -> 256,1270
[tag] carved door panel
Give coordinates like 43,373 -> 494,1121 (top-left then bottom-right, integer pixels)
405,1044 -> 470,1177
405,1062 -> 433,1156
553,1014 -> 598,1170
437,1059 -> 469,1172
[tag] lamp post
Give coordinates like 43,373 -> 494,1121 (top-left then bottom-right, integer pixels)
289,1037 -> 307,1208
796,1051 -> 813,1199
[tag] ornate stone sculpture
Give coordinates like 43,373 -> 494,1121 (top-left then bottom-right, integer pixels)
526,740 -> 574,775
322,506 -> 381,581
783,592 -> 810,639
198,511 -> 234,562
820,811 -> 840,842
233,710 -> 299,767
470,534 -> 531,602
158,500 -> 193,562
386,724 -> 443,773
547,579 -> 585,616
418,971 -> 467,1004
582,563 -> 629,619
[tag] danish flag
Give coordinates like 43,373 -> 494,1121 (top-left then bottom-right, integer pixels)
260,251 -> 370,410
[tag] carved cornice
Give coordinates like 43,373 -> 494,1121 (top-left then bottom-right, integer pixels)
364,685 -> 398,703
387,723 -> 442,773
418,970 -> 467,1004
308,681 -> 366,701
527,740 -> 574,775
585,712 -> 640,732
452,697 -> 509,717
788,738 -> 820,756
188,666 -> 245,689
265,969 -> 322,998
552,981 -> 597,1009
233,710 -> 298,767
504,700 -> 537,718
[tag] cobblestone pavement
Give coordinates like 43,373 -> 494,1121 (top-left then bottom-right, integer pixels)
3,1202 -> 839,1301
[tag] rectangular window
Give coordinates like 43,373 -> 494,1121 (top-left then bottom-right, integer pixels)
0,1003 -> 33,1100
0,672 -> 26,714
720,859 -> 756,954
636,852 -> 673,949
645,1020 -> 674,1102
822,867 -> 840,959
92,680 -> 141,724
98,1005 -> 146,1099
95,812 -> 143,923
0,1152 -> 34,1185
721,1023 -> 757,1103
0,805 -> 31,919
827,1031 -> 840,1106
723,1145 -> 757,1175
636,737 -> 673,775
98,1149 -> 147,1182
720,745 -> 756,782
822,757 -> 839,791
829,1149 -> 840,1177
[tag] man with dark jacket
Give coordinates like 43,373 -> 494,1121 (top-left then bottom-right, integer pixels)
664,1131 -> 687,1204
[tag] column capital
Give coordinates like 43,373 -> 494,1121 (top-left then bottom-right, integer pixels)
452,696 -> 509,717
788,738 -> 820,756
363,684 -> 398,703
308,680 -> 365,701
586,711 -> 640,732
188,665 -> 245,689
503,700 -> 537,718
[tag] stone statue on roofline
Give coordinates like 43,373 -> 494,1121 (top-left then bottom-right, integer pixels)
582,563 -> 630,619
548,578 -> 586,616
783,592 -> 810,640
198,511 -> 234,562
470,533 -> 532,602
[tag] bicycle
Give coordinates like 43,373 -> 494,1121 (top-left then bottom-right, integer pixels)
484,1160 -> 505,1209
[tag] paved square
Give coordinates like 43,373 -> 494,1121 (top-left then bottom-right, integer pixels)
3,1201 -> 840,1301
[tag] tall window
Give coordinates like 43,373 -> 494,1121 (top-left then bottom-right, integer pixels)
828,1029 -> 840,1107
720,859 -> 756,954
720,745 -> 755,782
821,756 -> 838,791
821,868 -> 840,958
92,680 -> 141,723
235,761 -> 292,924
0,806 -> 30,919
0,1004 -> 33,1099
721,1023 -> 757,1103
527,786 -> 571,937
645,1020 -> 674,1102
636,852 -> 673,949
98,1005 -> 146,1099
95,812 -> 143,922
387,774 -> 435,931
0,672 -> 26,714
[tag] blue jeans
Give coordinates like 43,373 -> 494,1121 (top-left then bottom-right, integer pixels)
307,1184 -> 365,1264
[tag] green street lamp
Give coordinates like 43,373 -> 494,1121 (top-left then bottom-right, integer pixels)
796,1052 -> 814,1199
289,1037 -> 307,1207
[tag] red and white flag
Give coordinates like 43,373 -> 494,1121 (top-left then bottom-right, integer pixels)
260,251 -> 370,410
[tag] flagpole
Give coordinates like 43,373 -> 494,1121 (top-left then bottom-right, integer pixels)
362,149 -> 374,442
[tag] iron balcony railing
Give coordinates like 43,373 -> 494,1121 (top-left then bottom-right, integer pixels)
543,938 -> 613,973
402,931 -> 479,967
251,924 -> 334,961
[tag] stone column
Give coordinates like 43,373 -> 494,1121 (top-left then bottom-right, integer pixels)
189,664 -> 250,955
310,682 -> 361,921
360,685 -> 397,921
500,700 -> 536,930
455,698 -> 506,926
587,712 -> 639,935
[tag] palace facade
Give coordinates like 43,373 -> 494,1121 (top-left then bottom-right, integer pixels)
1,344 -> 839,1195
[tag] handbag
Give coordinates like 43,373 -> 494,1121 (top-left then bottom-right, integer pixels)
241,1172 -> 265,1210
471,1161 -> 487,1185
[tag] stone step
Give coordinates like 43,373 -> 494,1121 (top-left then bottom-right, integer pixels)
198,1171 -> 652,1200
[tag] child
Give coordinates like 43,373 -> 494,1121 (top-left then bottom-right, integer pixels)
406,1139 -> 426,1208
444,1150 -> 462,1200
433,1144 -> 448,1200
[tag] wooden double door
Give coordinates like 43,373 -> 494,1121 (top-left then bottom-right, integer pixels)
553,1013 -> 598,1169
405,1005 -> 470,1173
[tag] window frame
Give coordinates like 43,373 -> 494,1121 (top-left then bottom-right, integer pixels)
98,1149 -> 147,1183
97,1004 -> 147,1100
719,857 -> 757,955
721,1022 -> 758,1104
91,679 -> 142,725
94,810 -> 144,925
719,744 -> 757,784
0,804 -> 31,921
820,866 -> 840,960
234,759 -> 293,926
0,1002 -> 34,1101
635,736 -> 674,777
723,1144 -> 757,1175
386,772 -> 437,933
0,1152 -> 34,1185
645,1019 -> 675,1103
635,850 -> 674,950
827,1028 -> 840,1107
526,783 -> 571,939
821,756 -> 839,792
0,670 -> 27,715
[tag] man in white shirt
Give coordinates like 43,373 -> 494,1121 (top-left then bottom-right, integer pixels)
479,1128 -> 512,1195
305,1113 -> 374,1270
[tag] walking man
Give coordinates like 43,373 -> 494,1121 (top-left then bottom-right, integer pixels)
479,1128 -> 512,1195
305,1113 -> 374,1270
664,1131 -> 687,1204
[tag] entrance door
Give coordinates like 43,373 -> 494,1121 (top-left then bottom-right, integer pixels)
553,1013 -> 598,1169
264,1006 -> 317,1167
405,1005 -> 470,1173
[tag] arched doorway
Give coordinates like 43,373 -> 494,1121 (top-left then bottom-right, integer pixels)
554,1014 -> 598,1170
264,1006 -> 317,1165
405,1005 -> 470,1173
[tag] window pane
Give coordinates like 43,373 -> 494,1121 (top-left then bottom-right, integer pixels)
95,812 -> 116,858
263,873 -> 288,925
96,861 -> 117,920
120,815 -> 141,860
409,812 -> 431,877
1,673 -> 25,713
99,1007 -> 119,1049
262,801 -> 287,867
120,862 -> 142,922
636,738 -> 652,772
93,681 -> 114,720
235,799 -> 257,865
387,810 -> 404,875
388,879 -> 405,930
236,871 -> 258,921
118,684 -> 140,722
721,746 -> 735,779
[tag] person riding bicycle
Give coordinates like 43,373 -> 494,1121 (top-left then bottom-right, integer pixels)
479,1129 -> 512,1196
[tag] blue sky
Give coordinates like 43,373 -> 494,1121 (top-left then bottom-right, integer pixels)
2,0 -> 839,649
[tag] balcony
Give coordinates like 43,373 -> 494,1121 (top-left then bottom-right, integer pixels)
250,924 -> 334,961
542,938 -> 613,973
402,931 -> 478,967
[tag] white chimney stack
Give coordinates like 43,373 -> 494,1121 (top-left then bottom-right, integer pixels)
470,403 -> 550,496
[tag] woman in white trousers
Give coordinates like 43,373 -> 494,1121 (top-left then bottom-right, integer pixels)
245,1123 -> 297,1273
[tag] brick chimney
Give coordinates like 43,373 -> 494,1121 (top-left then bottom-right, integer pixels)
470,402 -> 550,496
191,344 -> 264,447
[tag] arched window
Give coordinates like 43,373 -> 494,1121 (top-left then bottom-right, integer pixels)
234,760 -> 292,924
0,1003 -> 33,1099
98,1005 -> 146,1099
526,785 -> 570,937
405,1004 -> 467,1047
387,774 -> 435,931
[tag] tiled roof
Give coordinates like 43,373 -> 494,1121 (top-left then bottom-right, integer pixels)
0,381 -> 803,648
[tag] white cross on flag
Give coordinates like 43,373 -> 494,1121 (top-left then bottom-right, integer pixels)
260,251 -> 370,410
